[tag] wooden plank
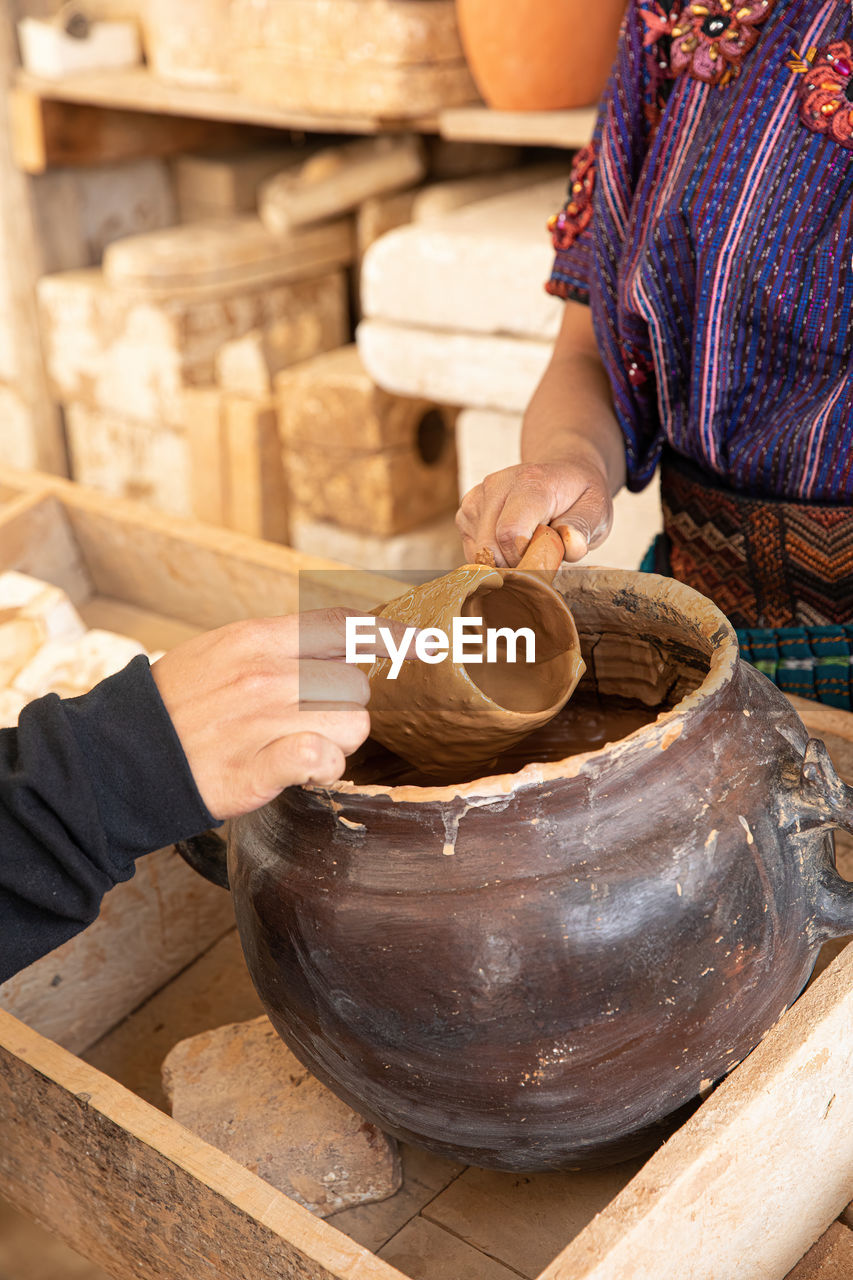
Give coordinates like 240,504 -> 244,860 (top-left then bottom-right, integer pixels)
77,596 -> 201,651
0,15 -> 65,473
83,931 -> 263,1111
15,68 -> 438,137
439,105 -> 595,150
222,396 -> 290,543
0,488 -> 94,605
538,942 -> 853,1280
423,1163 -> 644,1280
185,388 -> 229,527
0,849 -> 234,1055
0,1195 -> 111,1280
8,85 -> 260,174
378,1217 -> 521,1280
1,477 -> 405,628
0,1010 -> 407,1280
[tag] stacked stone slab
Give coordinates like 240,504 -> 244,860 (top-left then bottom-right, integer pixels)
358,177 -> 663,568
277,345 -> 463,573
143,0 -> 479,117
38,217 -> 351,518
0,157 -> 177,473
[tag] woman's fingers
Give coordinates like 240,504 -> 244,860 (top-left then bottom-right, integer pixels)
553,483 -> 614,562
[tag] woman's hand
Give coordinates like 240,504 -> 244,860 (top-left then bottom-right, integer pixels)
456,447 -> 613,568
151,607 -> 395,821
458,301 -> 626,568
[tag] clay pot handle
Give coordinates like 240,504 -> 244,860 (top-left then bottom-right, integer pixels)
516,525 -> 566,580
175,830 -> 230,890
795,738 -> 853,938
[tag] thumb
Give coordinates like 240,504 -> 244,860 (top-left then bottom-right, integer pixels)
554,490 -> 613,563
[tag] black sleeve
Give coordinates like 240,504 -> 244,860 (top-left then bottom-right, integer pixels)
0,654 -> 218,983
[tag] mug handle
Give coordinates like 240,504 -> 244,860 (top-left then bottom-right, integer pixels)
795,738 -> 853,939
175,830 -> 230,890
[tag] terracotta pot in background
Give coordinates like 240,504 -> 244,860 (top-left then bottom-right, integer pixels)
456,0 -> 626,111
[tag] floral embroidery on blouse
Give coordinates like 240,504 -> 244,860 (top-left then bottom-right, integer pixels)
547,144 -> 596,253
789,41 -> 853,150
638,2 -> 681,130
624,344 -> 655,391
669,0 -> 775,87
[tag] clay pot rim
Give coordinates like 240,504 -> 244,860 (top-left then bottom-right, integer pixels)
309,568 -> 739,805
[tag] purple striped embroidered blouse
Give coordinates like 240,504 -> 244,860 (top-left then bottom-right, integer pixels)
548,0 -> 853,501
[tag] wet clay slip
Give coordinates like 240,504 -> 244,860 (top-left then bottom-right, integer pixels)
367,524 -> 584,778
179,569 -> 853,1171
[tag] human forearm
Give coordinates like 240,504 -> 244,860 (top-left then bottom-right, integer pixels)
522,349 -> 626,494
456,301 -> 628,565
523,300 -> 626,492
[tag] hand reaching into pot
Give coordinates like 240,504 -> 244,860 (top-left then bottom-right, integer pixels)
456,300 -> 627,567
152,607 -> 410,821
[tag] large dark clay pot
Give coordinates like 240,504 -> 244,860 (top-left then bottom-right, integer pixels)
183,569 -> 853,1171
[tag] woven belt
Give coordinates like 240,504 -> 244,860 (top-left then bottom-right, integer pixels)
659,450 -> 853,629
643,451 -> 853,709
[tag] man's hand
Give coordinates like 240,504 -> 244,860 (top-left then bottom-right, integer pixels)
456,451 -> 613,568
152,607 -> 396,820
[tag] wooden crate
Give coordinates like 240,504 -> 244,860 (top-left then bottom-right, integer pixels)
0,468 -> 852,1280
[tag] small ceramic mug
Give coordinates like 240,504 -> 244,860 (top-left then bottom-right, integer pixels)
366,532 -> 584,778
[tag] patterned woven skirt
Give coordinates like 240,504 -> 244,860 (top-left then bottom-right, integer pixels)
642,450 -> 853,708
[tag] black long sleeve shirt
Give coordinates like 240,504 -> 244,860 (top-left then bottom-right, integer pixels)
0,655 -> 217,984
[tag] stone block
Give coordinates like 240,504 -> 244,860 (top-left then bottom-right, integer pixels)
161,1015 -> 401,1217
456,408 -> 523,497
172,148 -> 302,221
231,48 -> 477,118
215,283 -> 350,396
144,0 -> 232,88
184,389 -> 290,542
357,318 -> 551,414
65,402 -> 192,517
361,175 -> 566,340
230,0 -> 465,65
39,268 -> 348,427
32,159 -> 176,273
102,215 -> 353,294
277,345 -> 458,536
290,513 -> 463,578
222,395 -> 290,543
786,1223 -> 853,1279
411,161 -> 567,225
259,137 -> 426,235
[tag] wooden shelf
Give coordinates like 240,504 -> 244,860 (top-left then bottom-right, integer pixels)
15,66 -> 440,139
12,68 -> 595,163
439,104 -> 596,150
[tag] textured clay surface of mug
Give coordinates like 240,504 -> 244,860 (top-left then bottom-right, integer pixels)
365,564 -> 585,778
225,569 -> 853,1170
